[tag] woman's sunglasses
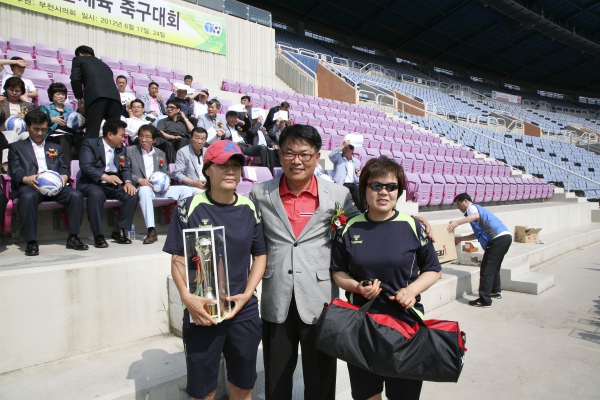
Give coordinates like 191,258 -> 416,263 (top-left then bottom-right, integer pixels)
367,182 -> 399,192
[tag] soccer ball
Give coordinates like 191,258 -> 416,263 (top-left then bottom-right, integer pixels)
5,116 -> 26,134
65,112 -> 84,130
37,170 -> 63,197
149,171 -> 170,194
212,23 -> 222,37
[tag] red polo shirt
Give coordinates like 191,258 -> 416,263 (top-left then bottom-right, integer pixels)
279,175 -> 320,238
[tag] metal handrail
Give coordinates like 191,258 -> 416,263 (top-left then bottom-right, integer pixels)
280,52 -> 317,79
323,62 -> 358,87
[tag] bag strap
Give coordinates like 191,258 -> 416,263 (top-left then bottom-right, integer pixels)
358,297 -> 377,314
363,278 -> 426,327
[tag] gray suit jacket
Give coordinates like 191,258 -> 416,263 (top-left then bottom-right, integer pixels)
250,176 -> 359,324
138,93 -> 166,115
127,144 -> 168,187
196,113 -> 227,145
172,144 -> 205,184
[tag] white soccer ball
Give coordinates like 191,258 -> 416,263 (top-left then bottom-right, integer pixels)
65,112 -> 84,130
212,23 -> 222,36
5,116 -> 26,134
37,170 -> 63,197
149,171 -> 170,193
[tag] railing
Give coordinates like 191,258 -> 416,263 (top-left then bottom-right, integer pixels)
275,52 -> 315,96
323,62 -> 358,87
188,0 -> 271,26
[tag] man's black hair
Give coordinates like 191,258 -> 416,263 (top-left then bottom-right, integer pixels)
278,124 -> 322,151
241,95 -> 251,102
130,98 -> 145,109
102,118 -> 128,137
207,99 -> 221,109
75,45 -> 95,57
166,99 -> 182,109
184,75 -> 193,81
148,81 -> 159,88
225,110 -> 238,118
453,193 -> 472,203
191,127 -> 208,138
280,101 -> 290,108
24,111 -> 50,127
138,124 -> 159,140
116,75 -> 128,83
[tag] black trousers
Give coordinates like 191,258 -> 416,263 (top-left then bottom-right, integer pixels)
237,142 -> 276,171
343,183 -> 366,212
47,134 -> 85,166
479,234 -> 512,304
15,185 -> 84,242
262,293 -> 336,400
154,137 -> 189,164
79,184 -> 138,237
84,98 -> 122,139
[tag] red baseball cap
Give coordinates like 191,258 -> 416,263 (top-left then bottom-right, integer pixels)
204,140 -> 246,166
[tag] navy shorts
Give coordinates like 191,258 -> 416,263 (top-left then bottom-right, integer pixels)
347,363 -> 423,400
182,311 -> 262,399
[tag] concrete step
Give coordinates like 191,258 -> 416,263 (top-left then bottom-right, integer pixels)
499,260 -> 530,281
501,271 -> 555,295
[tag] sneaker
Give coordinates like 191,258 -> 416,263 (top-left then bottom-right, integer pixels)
468,298 -> 491,308
491,292 -> 502,299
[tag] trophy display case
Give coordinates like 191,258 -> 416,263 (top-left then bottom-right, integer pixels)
183,226 -> 231,323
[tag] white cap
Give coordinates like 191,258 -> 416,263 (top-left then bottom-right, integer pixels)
174,83 -> 191,91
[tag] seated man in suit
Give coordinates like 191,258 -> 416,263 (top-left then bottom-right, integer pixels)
79,118 -> 138,247
139,82 -> 166,119
196,99 -> 227,145
0,131 -> 7,228
7,112 -> 87,256
156,99 -> 193,164
125,99 -> 153,143
247,114 -> 279,169
168,83 -> 195,121
263,101 -> 291,133
172,127 -> 208,194
328,139 -> 365,212
237,95 -> 252,123
127,124 -> 193,244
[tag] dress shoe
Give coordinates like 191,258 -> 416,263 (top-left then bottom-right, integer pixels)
25,240 -> 39,256
66,236 -> 89,251
143,229 -> 158,244
94,235 -> 109,248
111,228 -> 132,244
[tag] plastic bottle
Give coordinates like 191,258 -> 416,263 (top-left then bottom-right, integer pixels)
130,223 -> 136,241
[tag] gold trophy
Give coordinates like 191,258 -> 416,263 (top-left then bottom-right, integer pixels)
194,235 -> 218,318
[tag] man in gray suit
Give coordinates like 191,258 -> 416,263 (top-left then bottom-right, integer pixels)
171,127 -> 208,194
250,125 -> 434,400
196,99 -> 227,145
127,124 -> 193,244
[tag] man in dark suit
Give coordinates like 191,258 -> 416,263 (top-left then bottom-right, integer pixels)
79,118 -> 138,247
263,101 -> 291,133
7,112 -> 87,256
70,45 -> 121,139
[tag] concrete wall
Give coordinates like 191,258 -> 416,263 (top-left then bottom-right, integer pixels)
316,63 -> 357,104
0,253 -> 171,374
0,0 -> 276,91
523,121 -> 542,137
393,91 -> 425,116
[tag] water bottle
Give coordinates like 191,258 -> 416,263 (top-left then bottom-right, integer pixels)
129,223 -> 136,241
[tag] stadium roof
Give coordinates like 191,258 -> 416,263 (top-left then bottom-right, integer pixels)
245,0 -> 600,97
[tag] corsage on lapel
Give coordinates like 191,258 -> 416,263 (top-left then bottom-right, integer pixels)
46,149 -> 58,159
328,201 -> 348,240
158,157 -> 165,167
119,155 -> 125,169
355,168 -> 360,176
217,122 -> 223,128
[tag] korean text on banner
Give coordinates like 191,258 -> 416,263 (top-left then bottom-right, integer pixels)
492,91 -> 522,105
0,0 -> 227,55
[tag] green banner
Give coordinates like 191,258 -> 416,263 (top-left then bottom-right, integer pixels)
1,0 -> 226,54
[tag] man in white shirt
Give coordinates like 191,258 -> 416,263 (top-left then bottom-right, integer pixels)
190,89 -> 209,117
125,99 -> 150,142
116,75 -> 135,113
127,124 -> 193,244
7,111 -> 87,256
328,139 -> 364,211
1,56 -> 38,102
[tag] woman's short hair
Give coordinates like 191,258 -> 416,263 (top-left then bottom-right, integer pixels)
47,82 -> 68,100
278,124 -> 322,151
358,156 -> 405,203
3,76 -> 26,95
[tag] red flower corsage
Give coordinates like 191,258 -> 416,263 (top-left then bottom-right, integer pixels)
328,202 -> 348,240
217,122 -> 223,128
46,149 -> 58,159
119,155 -> 125,168
158,158 -> 165,166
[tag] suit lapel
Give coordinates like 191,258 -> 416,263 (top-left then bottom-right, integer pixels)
296,180 -> 329,241
152,151 -> 161,173
23,139 -> 38,169
98,138 -> 107,167
189,145 -> 202,179
268,177 -> 295,239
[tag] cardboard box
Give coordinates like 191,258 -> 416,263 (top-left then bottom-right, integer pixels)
514,226 -> 542,243
431,224 -> 458,263
463,242 -> 479,252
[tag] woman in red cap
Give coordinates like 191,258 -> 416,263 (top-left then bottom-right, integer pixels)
163,140 -> 267,400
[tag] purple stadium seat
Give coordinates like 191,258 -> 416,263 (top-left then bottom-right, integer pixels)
320,133 -> 332,150
152,75 -> 171,87
360,154 -> 376,167
34,56 -> 63,75
460,161 -> 470,176
57,47 -> 75,64
491,164 -> 499,177
441,175 -> 457,205
100,56 -> 121,69
491,177 -> 502,202
6,50 -> 33,62
172,69 -> 186,80
499,177 -> 510,202
506,178 -> 517,201
353,147 -> 367,159
242,166 -> 273,183
228,83 -> 241,93
433,156 -> 444,175
405,173 -> 430,206
138,63 -> 156,75
481,176 -> 494,203
34,43 -> 57,58
0,35 -> 7,54
455,176 -> 467,197
513,178 -> 524,201
380,149 -> 393,158
321,120 -> 334,129
37,91 -> 50,105
473,176 -> 486,203
466,159 -> 477,176
236,181 -> 254,197
521,179 -> 532,200
423,159 -> 434,175
331,135 -> 345,150
156,66 -> 172,78
483,160 -> 493,176
130,72 -> 152,87
422,174 -> 443,206
532,178 -> 543,199
120,59 -> 139,73
308,118 -> 321,127
8,37 -> 33,55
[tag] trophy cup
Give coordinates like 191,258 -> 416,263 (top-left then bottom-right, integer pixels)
194,235 -> 218,318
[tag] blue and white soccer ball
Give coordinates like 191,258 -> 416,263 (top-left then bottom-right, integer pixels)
37,170 -> 63,197
5,116 -> 26,134
149,171 -> 170,194
65,112 -> 84,130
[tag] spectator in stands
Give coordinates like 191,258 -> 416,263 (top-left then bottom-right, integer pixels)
156,99 -> 193,163
183,75 -> 196,94
125,99 -> 150,143
0,57 -> 38,102
267,117 -> 289,144
263,101 -> 291,132
168,83 -> 195,121
449,193 -> 512,308
116,75 -> 135,116
247,114 -> 279,169
70,45 -> 121,139
139,82 -> 166,118
8,112 -> 87,256
78,118 -> 138,248
190,89 -> 209,116
221,110 -> 275,171
0,58 -> 30,82
39,83 -> 85,166
1,77 -> 38,169
328,139 -> 364,212
172,127 -> 208,194
163,139 -> 266,400
238,95 -> 252,122
0,131 -> 7,224
127,124 -> 193,244
196,99 -> 227,145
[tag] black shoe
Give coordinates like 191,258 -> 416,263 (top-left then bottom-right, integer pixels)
469,298 -> 491,308
111,229 -> 132,244
66,236 -> 89,251
25,240 -> 39,256
94,235 -> 109,248
491,292 -> 502,299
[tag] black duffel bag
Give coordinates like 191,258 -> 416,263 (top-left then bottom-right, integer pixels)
315,283 -> 467,382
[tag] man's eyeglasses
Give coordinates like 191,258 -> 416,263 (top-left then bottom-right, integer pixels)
281,151 -> 317,162
166,106 -> 178,110
367,182 -> 399,192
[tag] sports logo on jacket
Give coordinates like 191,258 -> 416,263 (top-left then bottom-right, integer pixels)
351,235 -> 362,244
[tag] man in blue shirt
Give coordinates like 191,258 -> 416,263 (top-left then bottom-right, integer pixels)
448,193 -> 512,307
